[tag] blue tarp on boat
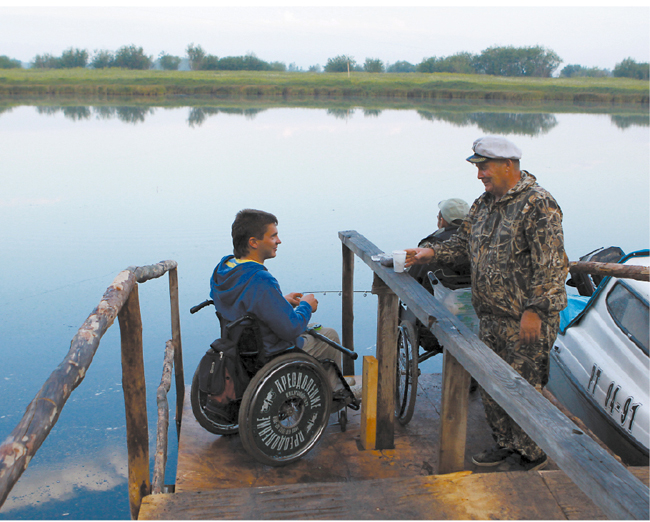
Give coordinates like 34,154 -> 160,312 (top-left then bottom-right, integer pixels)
559,294 -> 590,333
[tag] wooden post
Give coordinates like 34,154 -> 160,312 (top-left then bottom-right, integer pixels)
371,273 -> 399,450
360,356 -> 379,450
118,284 -> 150,520
437,347 -> 472,474
168,268 -> 184,434
341,243 -> 355,376
152,340 -> 175,495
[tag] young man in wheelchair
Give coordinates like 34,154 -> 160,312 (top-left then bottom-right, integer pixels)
209,208 -> 357,399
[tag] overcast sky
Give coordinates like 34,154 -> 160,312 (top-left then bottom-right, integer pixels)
1,4 -> 648,71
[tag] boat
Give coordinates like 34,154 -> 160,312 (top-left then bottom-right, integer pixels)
547,248 -> 649,466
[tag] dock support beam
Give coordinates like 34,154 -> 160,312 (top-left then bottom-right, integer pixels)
438,347 -> 471,474
372,274 -> 398,450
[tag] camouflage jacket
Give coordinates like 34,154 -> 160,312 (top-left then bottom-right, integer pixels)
422,171 -> 568,320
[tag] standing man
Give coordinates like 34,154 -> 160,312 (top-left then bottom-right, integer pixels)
406,137 -> 568,471
210,209 -> 348,393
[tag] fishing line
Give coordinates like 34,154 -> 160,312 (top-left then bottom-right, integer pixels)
3,271 -> 120,306
302,290 -> 371,296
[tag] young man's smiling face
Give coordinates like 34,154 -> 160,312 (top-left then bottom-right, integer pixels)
253,223 -> 281,263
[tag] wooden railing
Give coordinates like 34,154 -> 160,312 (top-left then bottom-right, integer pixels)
340,230 -> 649,521
0,261 -> 184,520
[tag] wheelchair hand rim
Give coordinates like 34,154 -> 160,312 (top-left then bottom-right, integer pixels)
240,355 -> 331,464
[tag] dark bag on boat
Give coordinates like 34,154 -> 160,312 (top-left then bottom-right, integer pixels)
197,338 -> 250,422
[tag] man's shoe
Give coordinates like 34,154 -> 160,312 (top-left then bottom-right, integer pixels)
471,445 -> 513,467
520,454 -> 548,472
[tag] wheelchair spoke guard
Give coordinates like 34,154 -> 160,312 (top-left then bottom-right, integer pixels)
395,320 -> 418,426
238,352 -> 331,466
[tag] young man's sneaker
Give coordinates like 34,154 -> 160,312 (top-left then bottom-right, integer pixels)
520,454 -> 548,472
471,445 -> 514,467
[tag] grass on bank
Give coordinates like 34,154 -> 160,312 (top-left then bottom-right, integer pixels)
0,68 -> 648,104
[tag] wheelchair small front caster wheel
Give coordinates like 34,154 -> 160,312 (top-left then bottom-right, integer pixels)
338,408 -> 348,432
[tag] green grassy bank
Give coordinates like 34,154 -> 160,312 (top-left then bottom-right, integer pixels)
0,69 -> 648,104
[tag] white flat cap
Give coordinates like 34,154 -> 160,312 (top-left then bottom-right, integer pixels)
466,136 -> 522,163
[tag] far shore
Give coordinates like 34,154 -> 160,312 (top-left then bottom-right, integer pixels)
0,69 -> 648,105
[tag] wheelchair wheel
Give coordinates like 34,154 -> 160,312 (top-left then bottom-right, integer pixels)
238,352 -> 332,466
190,365 -> 239,435
395,320 -> 418,426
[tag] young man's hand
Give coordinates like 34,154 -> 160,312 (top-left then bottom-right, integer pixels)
300,294 -> 318,312
285,292 -> 303,307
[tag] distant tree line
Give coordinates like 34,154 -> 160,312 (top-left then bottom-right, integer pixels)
185,44 -> 286,71
559,58 -> 649,80
1,43 -> 648,81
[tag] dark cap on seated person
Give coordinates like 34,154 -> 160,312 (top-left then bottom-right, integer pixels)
466,136 -> 522,163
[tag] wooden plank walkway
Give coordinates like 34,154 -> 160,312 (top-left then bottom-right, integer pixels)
138,374 -> 649,519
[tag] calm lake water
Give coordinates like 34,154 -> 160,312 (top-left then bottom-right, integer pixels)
0,100 -> 648,519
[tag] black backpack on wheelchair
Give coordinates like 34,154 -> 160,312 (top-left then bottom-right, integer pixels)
194,313 -> 263,430
189,299 -> 358,467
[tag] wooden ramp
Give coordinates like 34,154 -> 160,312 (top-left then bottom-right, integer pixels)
139,374 -> 649,519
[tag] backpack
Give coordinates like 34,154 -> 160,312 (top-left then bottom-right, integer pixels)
197,337 -> 250,423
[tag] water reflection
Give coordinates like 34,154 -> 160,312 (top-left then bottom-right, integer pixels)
363,109 -> 382,118
610,113 -> 650,129
0,446 -> 128,516
418,110 -> 558,136
5,103 -> 647,134
326,108 -> 355,120
187,106 -> 266,127
35,105 -> 156,124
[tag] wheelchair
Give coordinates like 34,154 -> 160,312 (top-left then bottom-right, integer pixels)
189,299 -> 359,467
395,267 -> 477,426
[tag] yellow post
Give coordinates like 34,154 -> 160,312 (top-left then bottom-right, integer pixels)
360,356 -> 379,450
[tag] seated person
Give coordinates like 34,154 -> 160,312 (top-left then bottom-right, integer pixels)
210,209 -> 348,393
409,198 -> 471,294
407,198 -> 471,353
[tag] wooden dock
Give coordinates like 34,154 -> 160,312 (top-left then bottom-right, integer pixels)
138,375 -> 648,519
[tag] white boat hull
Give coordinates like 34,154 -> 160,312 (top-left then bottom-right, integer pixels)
547,251 -> 649,466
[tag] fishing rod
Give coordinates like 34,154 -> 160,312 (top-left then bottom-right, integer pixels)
301,290 -> 372,296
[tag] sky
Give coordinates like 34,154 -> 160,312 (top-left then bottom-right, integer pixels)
0,4 -> 648,71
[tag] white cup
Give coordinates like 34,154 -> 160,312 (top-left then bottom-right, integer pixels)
392,250 -> 407,273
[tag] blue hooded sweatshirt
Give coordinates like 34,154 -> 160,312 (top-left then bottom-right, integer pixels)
209,255 -> 312,358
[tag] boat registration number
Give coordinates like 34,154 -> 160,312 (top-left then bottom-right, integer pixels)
587,364 -> 641,434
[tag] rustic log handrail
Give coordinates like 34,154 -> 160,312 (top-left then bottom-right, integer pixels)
339,230 -> 649,521
0,260 -> 183,520
569,260 -> 649,281
152,340 -> 175,495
